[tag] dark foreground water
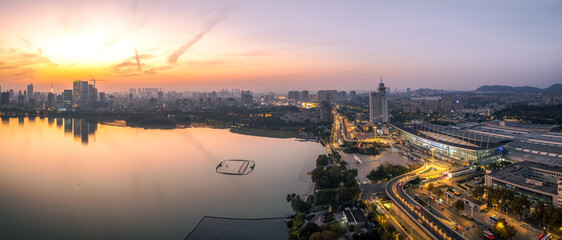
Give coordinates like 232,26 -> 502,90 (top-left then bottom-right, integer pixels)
186,217 -> 287,240
0,117 -> 325,239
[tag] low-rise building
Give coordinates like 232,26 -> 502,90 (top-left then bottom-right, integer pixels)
342,207 -> 368,227
463,196 -> 487,211
485,161 -> 562,207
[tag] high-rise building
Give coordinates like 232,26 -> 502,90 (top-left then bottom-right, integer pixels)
288,91 -> 300,100
241,90 -> 253,106
27,84 -> 34,101
369,78 -> 389,123
72,80 -> 90,108
47,93 -> 55,107
301,90 -> 309,101
317,90 -> 339,103
89,84 -> 98,106
72,81 -> 81,108
63,90 -> 73,109
17,92 -> 24,106
158,91 -> 164,102
319,101 -> 332,122
1,92 -> 10,105
288,90 -> 309,101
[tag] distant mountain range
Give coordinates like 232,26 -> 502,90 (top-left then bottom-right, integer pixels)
476,84 -> 562,93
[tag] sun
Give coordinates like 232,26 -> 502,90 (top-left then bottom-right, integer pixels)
41,31 -> 131,66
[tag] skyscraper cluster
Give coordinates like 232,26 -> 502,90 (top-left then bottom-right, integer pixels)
72,80 -> 99,109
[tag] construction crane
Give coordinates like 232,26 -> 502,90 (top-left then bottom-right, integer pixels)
89,79 -> 106,88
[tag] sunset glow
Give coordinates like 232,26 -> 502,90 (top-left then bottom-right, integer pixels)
1,0 -> 561,92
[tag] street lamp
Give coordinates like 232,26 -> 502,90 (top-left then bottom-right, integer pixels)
430,148 -> 435,161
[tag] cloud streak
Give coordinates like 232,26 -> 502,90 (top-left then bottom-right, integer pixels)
135,48 -> 141,72
168,6 -> 234,64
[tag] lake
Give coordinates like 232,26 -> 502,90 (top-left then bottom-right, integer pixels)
0,117 -> 326,239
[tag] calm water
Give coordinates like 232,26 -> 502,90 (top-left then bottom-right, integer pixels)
0,117 -> 326,239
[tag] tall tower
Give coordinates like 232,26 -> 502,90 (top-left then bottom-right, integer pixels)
369,78 -> 389,123
27,84 -> 34,101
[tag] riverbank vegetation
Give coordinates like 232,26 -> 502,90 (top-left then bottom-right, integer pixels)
366,163 -> 421,182
229,127 -> 301,138
287,153 -> 365,239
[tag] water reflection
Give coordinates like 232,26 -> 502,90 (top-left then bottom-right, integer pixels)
0,118 -> 327,239
72,118 -> 97,144
64,118 -> 72,133
71,118 -> 97,144
56,118 -> 63,128
6,117 -> 98,145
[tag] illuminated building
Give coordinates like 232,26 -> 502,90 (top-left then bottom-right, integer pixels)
72,80 -> 88,108
63,90 -> 73,109
485,161 -> 562,207
369,78 -> 389,123
393,122 -> 503,164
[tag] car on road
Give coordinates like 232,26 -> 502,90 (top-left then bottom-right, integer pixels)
483,230 -> 495,239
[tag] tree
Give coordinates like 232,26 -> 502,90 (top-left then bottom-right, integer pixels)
453,199 -> 464,211
289,213 -> 306,240
316,154 -> 330,168
309,230 -> 338,240
291,197 -> 311,213
299,222 -> 320,240
311,167 -> 326,184
425,183 -> 434,192
472,185 -> 486,198
432,188 -> 444,198
493,218 -> 517,239
410,177 -> 422,185
328,222 -> 343,237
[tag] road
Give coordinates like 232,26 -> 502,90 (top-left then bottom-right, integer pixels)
332,112 -> 511,239
406,187 -> 495,240
386,168 -> 467,240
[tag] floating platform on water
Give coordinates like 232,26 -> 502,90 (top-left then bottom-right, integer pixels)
216,160 -> 255,175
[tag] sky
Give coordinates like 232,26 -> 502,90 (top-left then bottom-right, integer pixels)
0,0 -> 561,93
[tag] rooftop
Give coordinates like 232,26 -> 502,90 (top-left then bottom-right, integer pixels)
393,123 -> 505,150
487,161 -> 562,195
485,120 -> 559,131
450,122 -> 562,167
465,196 -> 486,206
343,207 -> 368,224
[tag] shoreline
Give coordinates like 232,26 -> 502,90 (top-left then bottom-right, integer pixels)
229,127 -> 301,139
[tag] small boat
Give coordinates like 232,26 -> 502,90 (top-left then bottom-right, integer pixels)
354,155 -> 363,164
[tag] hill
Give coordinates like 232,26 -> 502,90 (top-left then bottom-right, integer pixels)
476,84 -> 561,93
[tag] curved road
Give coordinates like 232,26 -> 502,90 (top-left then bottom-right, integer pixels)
386,169 -> 467,240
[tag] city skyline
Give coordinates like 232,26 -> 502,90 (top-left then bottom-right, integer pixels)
1,0 -> 561,92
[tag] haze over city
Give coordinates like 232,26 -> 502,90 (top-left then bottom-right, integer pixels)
1,0 -> 561,92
